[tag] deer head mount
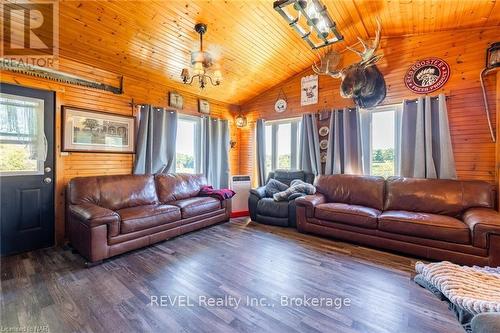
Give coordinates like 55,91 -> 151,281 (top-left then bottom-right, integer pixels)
312,19 -> 386,108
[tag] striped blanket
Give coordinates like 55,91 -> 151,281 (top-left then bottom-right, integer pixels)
415,261 -> 500,315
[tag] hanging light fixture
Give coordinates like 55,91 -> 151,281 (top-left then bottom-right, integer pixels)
486,42 -> 500,69
235,114 -> 247,128
181,23 -> 222,89
274,0 -> 343,49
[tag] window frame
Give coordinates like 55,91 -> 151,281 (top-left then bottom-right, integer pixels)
0,93 -> 45,176
175,114 -> 201,174
362,103 -> 402,177
264,117 -> 301,173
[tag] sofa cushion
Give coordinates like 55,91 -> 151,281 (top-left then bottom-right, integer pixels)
256,198 -> 289,218
315,203 -> 381,229
118,204 -> 181,234
378,211 -> 470,244
68,177 -> 100,205
384,177 -> 494,217
155,174 -> 207,202
315,174 -> 385,210
98,175 -> 158,210
273,170 -> 305,186
170,197 -> 221,219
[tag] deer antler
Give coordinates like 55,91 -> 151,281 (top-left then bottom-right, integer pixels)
311,49 -> 342,78
346,18 -> 382,64
312,53 -> 325,75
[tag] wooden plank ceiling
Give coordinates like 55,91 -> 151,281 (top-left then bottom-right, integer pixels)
56,0 -> 500,104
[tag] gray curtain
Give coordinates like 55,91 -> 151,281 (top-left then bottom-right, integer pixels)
256,119 -> 266,186
201,117 -> 230,189
324,108 -> 365,175
398,94 -> 456,179
134,105 -> 177,174
299,113 -> 321,176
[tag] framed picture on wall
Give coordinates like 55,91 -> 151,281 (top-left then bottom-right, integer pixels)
301,74 -> 318,106
168,91 -> 184,109
62,106 -> 135,153
198,99 -> 210,115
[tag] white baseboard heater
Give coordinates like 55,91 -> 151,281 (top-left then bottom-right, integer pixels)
229,175 -> 251,218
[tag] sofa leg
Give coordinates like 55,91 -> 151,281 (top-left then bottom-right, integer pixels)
85,260 -> 103,268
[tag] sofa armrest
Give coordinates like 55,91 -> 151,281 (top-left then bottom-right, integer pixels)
463,207 -> 500,248
471,313 -> 500,333
296,193 -> 326,217
69,203 -> 120,228
250,186 -> 267,199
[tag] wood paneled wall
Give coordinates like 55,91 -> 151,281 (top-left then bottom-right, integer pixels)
240,27 -> 499,184
1,59 -> 239,244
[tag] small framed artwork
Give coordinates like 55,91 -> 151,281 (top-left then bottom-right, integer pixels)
62,106 -> 135,153
198,99 -> 210,115
168,91 -> 184,109
301,74 -> 318,106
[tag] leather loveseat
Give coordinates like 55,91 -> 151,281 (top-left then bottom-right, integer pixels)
249,170 -> 314,227
296,175 -> 500,266
67,174 -> 231,265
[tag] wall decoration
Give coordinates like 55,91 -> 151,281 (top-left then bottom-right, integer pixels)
319,126 -> 329,137
62,106 -> 135,153
168,92 -> 184,109
404,57 -> 451,94
274,89 -> 288,113
300,75 -> 318,106
275,98 -> 287,113
198,99 -> 210,114
1,59 -> 124,94
320,139 -> 328,150
312,19 -> 386,108
320,151 -> 327,163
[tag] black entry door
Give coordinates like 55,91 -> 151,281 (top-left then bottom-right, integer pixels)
0,83 -> 55,256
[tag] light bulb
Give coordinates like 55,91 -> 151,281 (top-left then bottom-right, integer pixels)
306,2 -> 317,18
193,61 -> 204,75
317,18 -> 329,38
213,69 -> 222,80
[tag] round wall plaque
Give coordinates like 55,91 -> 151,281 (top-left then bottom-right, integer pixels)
404,58 -> 450,94
319,126 -> 329,137
275,98 -> 287,113
320,139 -> 328,150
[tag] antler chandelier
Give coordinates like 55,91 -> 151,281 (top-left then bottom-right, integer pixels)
181,23 -> 222,89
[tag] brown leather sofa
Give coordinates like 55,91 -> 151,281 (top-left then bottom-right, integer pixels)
67,174 -> 231,265
296,175 -> 500,266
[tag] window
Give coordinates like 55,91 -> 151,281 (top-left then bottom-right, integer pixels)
264,118 -> 301,173
175,115 -> 199,173
0,94 -> 45,176
367,105 -> 401,178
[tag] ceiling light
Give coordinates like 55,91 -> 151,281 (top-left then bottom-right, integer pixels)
274,0 -> 343,49
181,23 -> 222,89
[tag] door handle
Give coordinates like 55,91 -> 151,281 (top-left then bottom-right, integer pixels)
43,177 -> 52,184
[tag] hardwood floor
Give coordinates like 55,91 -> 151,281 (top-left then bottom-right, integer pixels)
1,218 -> 463,333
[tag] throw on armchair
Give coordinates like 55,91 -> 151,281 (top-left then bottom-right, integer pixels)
248,170 -> 315,227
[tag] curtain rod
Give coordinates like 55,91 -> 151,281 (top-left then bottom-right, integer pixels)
404,95 -> 451,104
